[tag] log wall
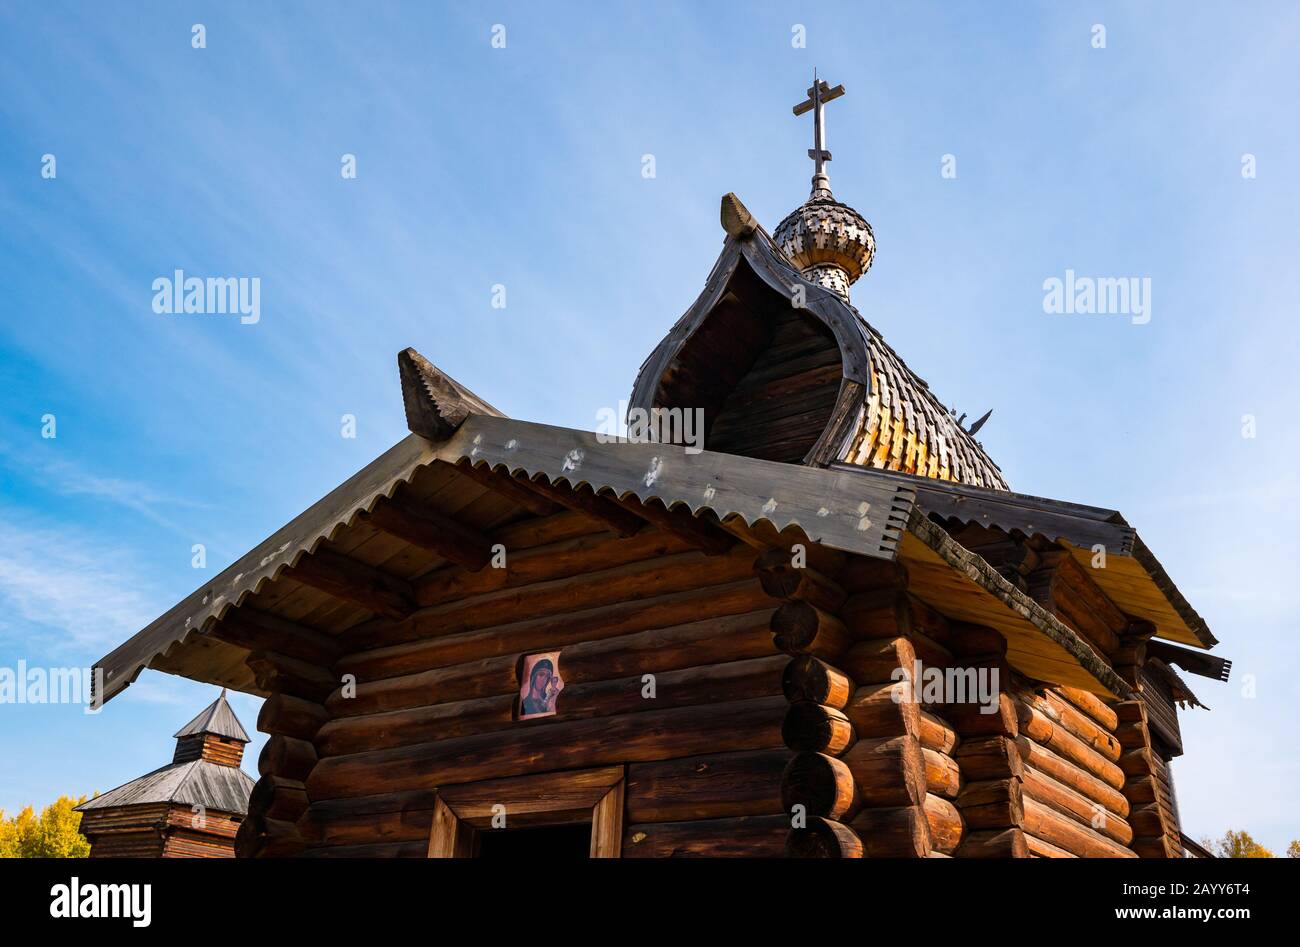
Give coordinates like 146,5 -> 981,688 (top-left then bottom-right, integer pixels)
282,532 -> 794,857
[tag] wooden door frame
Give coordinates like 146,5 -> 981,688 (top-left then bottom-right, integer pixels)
427,765 -> 625,858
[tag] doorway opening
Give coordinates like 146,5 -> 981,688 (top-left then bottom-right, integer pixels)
475,822 -> 593,859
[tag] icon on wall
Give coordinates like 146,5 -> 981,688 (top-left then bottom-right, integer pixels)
517,651 -> 564,720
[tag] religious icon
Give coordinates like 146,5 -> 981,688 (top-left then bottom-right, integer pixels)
517,651 -> 564,720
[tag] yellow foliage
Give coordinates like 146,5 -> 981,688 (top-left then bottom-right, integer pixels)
1204,829 -> 1273,859
0,796 -> 90,858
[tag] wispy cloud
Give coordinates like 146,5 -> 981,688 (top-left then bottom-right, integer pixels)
0,512 -> 161,655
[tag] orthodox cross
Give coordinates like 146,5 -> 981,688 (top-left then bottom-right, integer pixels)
793,70 -> 845,185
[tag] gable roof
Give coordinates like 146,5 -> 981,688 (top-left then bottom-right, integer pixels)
76,759 -> 254,814
173,689 -> 250,742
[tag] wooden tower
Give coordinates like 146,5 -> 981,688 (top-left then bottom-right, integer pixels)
77,689 -> 255,857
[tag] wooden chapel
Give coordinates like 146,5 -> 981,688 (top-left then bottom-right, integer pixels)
87,76 -> 1229,859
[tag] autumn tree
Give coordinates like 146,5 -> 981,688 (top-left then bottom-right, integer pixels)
1203,829 -> 1273,858
0,796 -> 90,858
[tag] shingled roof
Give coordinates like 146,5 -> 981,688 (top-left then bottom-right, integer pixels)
172,688 -> 250,742
77,759 -> 254,814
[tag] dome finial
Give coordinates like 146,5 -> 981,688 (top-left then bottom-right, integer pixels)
776,71 -> 875,300
793,68 -> 845,199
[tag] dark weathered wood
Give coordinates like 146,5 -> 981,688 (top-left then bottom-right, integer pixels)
246,650 -> 336,704
515,476 -> 645,538
781,751 -> 858,820
444,459 -> 561,517
258,734 -> 318,782
210,609 -> 342,667
626,748 -> 790,822
623,814 -> 789,857
399,347 -> 502,441
783,700 -> 855,755
770,602 -> 849,660
308,695 -> 786,799
786,817 -> 864,858
283,549 -> 415,620
782,655 -> 853,709
360,497 -> 493,571
752,548 -> 846,611
257,693 -> 327,741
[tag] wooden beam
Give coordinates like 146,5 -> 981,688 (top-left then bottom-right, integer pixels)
442,460 -> 560,517
283,550 -> 415,620
209,608 -> 343,666
515,476 -> 645,538
361,496 -> 493,572
613,495 -> 735,555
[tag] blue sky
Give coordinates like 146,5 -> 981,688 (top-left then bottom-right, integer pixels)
1,2 -> 1296,851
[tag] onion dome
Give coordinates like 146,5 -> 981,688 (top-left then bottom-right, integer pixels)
773,189 -> 876,299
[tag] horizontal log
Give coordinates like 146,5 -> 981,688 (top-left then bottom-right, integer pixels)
331,607 -> 776,717
924,793 -> 964,855
623,814 -> 790,857
844,680 -> 918,739
308,695 -> 786,799
842,636 -> 915,686
517,476 -> 644,538
342,577 -> 772,682
414,528 -> 695,608
836,558 -> 908,594
918,709 -> 958,754
1025,689 -> 1122,762
301,839 -> 428,858
956,827 -> 1029,858
318,655 -> 785,756
954,778 -> 1024,829
841,592 -> 951,647
1022,765 -> 1133,846
258,734 -> 317,783
954,735 -> 1024,781
783,701 -> 854,755
248,775 -> 309,823
1015,699 -> 1125,789
752,548 -> 846,611
939,692 -> 1018,739
781,752 -> 858,821
1025,832 -> 1076,858
1056,685 -> 1119,731
770,602 -> 849,660
358,546 -> 759,647
923,747 -> 962,799
257,693 -> 327,742
849,805 -> 930,858
842,735 -> 927,808
1017,736 -> 1129,815
786,818 -> 864,858
626,748 -> 791,823
1022,797 -> 1136,858
782,655 -> 853,709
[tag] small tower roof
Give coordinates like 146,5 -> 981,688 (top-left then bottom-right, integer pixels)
172,688 -> 250,743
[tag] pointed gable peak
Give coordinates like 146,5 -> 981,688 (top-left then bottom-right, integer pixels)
172,688 -> 250,743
